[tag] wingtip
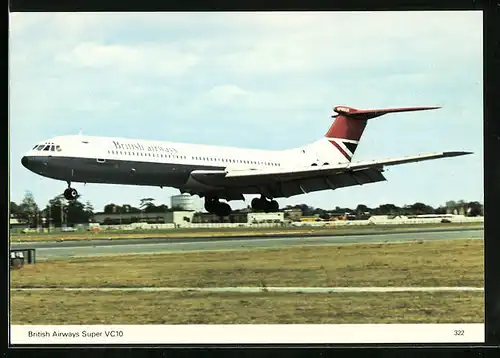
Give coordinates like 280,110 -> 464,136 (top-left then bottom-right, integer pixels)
445,151 -> 474,157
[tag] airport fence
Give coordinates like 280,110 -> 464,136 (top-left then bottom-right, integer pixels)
10,215 -> 483,234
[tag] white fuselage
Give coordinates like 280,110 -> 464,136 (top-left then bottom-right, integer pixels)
21,134 -> 348,192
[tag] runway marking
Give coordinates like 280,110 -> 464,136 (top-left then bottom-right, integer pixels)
11,286 -> 484,293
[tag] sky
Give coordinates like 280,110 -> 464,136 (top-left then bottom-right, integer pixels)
9,11 -> 483,212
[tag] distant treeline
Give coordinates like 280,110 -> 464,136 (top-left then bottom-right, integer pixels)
282,201 -> 483,220
10,191 -> 483,228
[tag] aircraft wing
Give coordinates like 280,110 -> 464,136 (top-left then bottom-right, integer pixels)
187,151 -> 472,200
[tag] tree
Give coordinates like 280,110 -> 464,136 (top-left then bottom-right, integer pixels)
10,201 -> 21,218
290,204 -> 315,216
319,212 -> 331,220
143,203 -> 159,213
47,194 -> 90,227
376,204 -> 400,215
140,198 -> 155,208
355,204 -> 370,216
18,191 -> 39,227
104,204 -> 118,214
66,200 -> 89,224
84,201 -> 94,222
47,194 -> 66,227
156,204 -> 169,212
410,202 -> 434,215
466,201 -> 483,217
445,200 -> 457,213
434,206 -> 447,215
401,205 -> 413,215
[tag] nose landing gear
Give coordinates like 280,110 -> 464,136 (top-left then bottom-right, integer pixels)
63,182 -> 78,201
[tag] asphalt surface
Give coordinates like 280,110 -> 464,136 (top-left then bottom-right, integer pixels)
10,227 -> 483,261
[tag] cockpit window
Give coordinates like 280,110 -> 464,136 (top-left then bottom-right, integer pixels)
34,142 -> 62,151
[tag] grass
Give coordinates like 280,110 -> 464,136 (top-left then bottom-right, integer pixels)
10,222 -> 483,242
10,291 -> 484,324
10,239 -> 484,288
10,238 -> 484,325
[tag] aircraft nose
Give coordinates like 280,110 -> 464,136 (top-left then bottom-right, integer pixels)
21,156 -> 29,168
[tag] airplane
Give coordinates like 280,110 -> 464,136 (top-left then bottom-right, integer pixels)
21,105 -> 472,217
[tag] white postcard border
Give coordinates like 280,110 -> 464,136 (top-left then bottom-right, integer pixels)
10,324 -> 484,345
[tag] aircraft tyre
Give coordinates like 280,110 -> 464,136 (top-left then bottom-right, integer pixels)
251,198 -> 262,210
205,197 -> 232,217
204,198 -> 218,213
269,200 -> 279,212
63,188 -> 78,201
214,202 -> 232,217
251,197 -> 279,212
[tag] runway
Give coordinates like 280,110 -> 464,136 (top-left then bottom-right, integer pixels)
11,286 -> 484,293
10,228 -> 483,261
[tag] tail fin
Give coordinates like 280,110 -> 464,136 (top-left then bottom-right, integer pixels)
325,105 -> 440,161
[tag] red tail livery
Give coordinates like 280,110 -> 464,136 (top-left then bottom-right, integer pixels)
325,105 -> 440,161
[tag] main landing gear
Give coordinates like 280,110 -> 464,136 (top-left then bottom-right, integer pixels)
251,196 -> 279,212
63,181 -> 78,201
204,197 -> 232,217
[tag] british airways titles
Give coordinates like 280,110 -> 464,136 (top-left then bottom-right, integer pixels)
112,141 -> 178,154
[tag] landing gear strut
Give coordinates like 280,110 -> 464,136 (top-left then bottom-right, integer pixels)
63,181 -> 78,201
204,196 -> 232,217
251,196 -> 279,212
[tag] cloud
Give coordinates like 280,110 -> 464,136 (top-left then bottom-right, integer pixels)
55,42 -> 200,77
9,12 -> 483,210
204,85 -> 251,105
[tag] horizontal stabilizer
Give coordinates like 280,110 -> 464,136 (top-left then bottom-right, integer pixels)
332,105 -> 440,120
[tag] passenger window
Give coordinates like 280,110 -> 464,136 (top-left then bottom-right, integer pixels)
43,145 -> 50,151
50,145 -> 55,151
32,145 -> 38,150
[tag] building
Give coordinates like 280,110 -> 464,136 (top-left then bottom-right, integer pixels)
9,218 -> 29,232
170,193 -> 200,211
247,212 -> 285,224
193,211 -> 248,224
283,208 -> 302,221
93,211 -> 195,226
192,211 -> 285,224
